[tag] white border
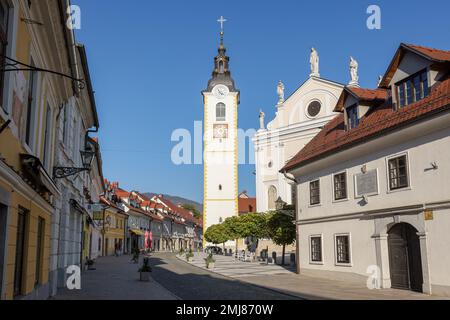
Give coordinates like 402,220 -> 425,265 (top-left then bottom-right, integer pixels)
309,234 -> 324,265
334,233 -> 352,267
308,178 -> 321,207
332,170 -> 349,203
385,151 -> 412,194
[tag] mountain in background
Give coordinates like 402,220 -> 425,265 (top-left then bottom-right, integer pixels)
144,193 -> 203,213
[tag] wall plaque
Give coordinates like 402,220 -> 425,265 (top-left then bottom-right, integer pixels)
355,169 -> 378,197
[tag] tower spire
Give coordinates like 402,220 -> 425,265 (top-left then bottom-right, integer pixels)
205,16 -> 237,92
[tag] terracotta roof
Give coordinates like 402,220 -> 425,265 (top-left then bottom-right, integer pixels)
100,196 -> 125,213
238,197 -> 256,214
124,202 -> 163,221
283,76 -> 450,172
380,43 -> 450,88
154,196 -> 203,225
405,44 -> 450,62
335,87 -> 388,112
114,188 -> 130,198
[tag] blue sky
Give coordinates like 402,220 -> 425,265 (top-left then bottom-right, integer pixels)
73,0 -> 450,203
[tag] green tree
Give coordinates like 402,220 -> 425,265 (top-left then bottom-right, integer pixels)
204,223 -> 230,249
267,211 -> 296,265
181,204 -> 202,219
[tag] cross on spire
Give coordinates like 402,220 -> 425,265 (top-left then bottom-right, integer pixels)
217,16 -> 227,32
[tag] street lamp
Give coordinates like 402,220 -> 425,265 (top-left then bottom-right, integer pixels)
275,197 -> 287,211
53,138 -> 96,179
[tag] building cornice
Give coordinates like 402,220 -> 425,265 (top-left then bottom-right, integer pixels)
297,201 -> 450,225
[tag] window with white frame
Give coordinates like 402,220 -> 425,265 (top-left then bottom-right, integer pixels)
388,154 -> 409,190
333,172 -> 347,201
310,236 -> 322,263
216,102 -> 226,121
0,0 -> 9,111
309,180 -> 320,205
43,104 -> 52,170
335,234 -> 351,264
25,59 -> 38,148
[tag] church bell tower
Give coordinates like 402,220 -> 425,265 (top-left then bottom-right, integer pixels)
202,17 -> 240,247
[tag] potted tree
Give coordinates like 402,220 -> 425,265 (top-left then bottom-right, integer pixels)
204,253 -> 216,269
138,257 -> 152,281
185,249 -> 194,262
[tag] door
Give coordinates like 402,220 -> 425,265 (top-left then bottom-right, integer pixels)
0,203 -> 7,294
14,208 -> 27,297
388,223 -> 423,292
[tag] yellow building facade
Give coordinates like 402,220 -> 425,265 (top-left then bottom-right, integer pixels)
0,1 -> 81,300
100,197 -> 127,256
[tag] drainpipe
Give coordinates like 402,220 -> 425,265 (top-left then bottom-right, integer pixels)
282,171 -> 298,184
282,170 -> 300,274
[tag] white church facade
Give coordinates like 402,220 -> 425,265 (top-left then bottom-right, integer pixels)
253,48 -> 344,213
283,43 -> 450,297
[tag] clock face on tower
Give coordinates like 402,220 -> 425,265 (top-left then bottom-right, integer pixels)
213,85 -> 229,100
213,124 -> 228,139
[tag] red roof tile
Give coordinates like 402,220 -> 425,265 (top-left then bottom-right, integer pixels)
238,198 -> 256,214
335,87 -> 388,112
405,44 -> 450,62
154,196 -> 203,225
283,76 -> 450,172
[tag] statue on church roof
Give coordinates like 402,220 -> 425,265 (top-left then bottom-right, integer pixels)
310,47 -> 320,78
277,80 -> 285,105
377,75 -> 383,87
349,56 -> 359,87
259,109 -> 266,131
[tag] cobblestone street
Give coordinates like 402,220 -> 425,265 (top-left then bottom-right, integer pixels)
52,253 -> 449,300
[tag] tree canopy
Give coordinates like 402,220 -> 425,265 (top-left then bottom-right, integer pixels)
204,223 -> 229,245
267,211 -> 296,247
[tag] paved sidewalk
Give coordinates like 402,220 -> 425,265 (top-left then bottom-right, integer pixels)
52,255 -> 178,300
178,252 -> 295,278
239,273 -> 449,300
178,253 -> 448,300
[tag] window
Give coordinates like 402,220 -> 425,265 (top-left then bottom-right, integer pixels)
388,155 -> 409,190
14,207 -> 28,297
0,0 -> 9,110
333,172 -> 347,201
218,184 -> 222,191
25,60 -> 38,147
43,104 -> 52,170
396,69 -> 429,108
35,217 -> 44,286
309,180 -> 320,205
335,234 -> 351,264
310,236 -> 322,263
216,103 -> 226,121
347,104 -> 359,130
62,103 -> 69,145
307,101 -> 321,118
268,185 -> 277,210
0,203 -> 7,292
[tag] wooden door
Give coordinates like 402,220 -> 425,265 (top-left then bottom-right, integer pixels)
388,223 -> 423,292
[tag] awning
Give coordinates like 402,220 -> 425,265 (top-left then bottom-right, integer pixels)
130,229 -> 145,236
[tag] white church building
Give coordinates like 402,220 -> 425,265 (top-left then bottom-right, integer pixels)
283,43 -> 450,297
253,48 -> 344,212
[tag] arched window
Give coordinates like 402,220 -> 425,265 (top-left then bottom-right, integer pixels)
268,185 -> 278,210
216,103 -> 226,121
219,184 -> 222,191
219,61 -> 224,73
